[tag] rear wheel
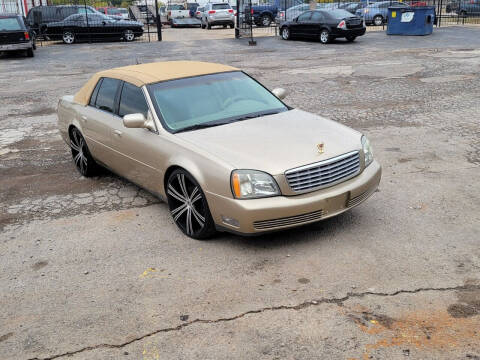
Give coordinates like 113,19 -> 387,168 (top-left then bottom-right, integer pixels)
281,26 -> 290,40
346,35 -> 356,42
166,169 -> 216,239
62,30 -> 75,44
207,22 -> 211,29
319,29 -> 330,44
261,14 -> 272,26
123,29 -> 135,41
373,15 -> 383,26
460,10 -> 467,17
26,47 -> 34,57
230,22 -> 234,28
69,127 -> 98,177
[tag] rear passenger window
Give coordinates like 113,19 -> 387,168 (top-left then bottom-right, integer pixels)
89,78 -> 102,106
297,11 -> 311,21
95,78 -> 120,113
311,12 -> 323,22
118,82 -> 149,118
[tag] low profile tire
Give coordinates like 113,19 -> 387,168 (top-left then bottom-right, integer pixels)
69,127 -> 97,177
166,169 -> 216,239
373,15 -> 383,26
123,29 -> 135,41
62,30 -> 75,44
26,47 -> 34,57
261,14 -> 272,26
346,35 -> 356,42
281,26 -> 290,40
319,29 -> 330,44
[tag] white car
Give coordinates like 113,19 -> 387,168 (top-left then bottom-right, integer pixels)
201,2 -> 235,29
167,4 -> 190,22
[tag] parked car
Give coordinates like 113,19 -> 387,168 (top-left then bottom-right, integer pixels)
276,3 -> 326,24
247,0 -> 303,27
97,7 -> 130,20
201,3 -> 235,29
57,61 -> 381,239
0,13 -> 36,57
280,9 -> 366,43
26,5 -> 99,36
338,2 -> 366,15
166,4 -> 190,22
45,13 -> 143,44
231,5 -> 238,16
195,6 -> 204,19
355,1 -> 408,26
446,0 -> 480,15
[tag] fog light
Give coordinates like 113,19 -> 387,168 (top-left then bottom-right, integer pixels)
221,215 -> 239,228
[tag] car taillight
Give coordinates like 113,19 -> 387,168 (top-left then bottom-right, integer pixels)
24,31 -> 30,40
196,11 -> 200,14
228,9 -> 233,13
337,20 -> 346,29
208,10 -> 216,14
280,11 -> 285,19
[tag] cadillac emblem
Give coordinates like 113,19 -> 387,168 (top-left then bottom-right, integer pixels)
317,142 -> 325,154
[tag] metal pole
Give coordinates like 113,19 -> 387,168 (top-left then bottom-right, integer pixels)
146,0 -> 151,42
235,0 -> 240,38
155,0 -> 162,40
438,0 -> 442,26
249,0 -> 256,45
84,0 -> 90,44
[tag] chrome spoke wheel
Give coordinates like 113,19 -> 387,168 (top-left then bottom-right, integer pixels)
167,171 -> 213,238
320,30 -> 329,44
281,27 -> 289,40
62,31 -> 75,44
124,30 -> 135,41
70,128 -> 89,176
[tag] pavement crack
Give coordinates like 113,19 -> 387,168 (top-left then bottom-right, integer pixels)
27,283 -> 480,360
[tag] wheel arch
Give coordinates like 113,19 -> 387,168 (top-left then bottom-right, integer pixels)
163,161 -> 207,198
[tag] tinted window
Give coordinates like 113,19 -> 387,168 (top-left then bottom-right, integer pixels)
0,17 -> 22,30
297,11 -> 312,21
327,9 -> 356,18
311,11 -> 324,22
95,78 -> 120,113
89,78 -> 102,106
64,14 -> 84,21
212,3 -> 230,9
169,4 -> 185,10
118,82 -> 149,118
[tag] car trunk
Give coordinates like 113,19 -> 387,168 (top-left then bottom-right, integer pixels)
211,5 -> 232,20
345,17 -> 363,28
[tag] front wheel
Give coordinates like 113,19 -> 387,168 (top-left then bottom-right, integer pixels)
123,29 -> 135,41
62,30 -> 75,44
373,15 -> 383,26
281,26 -> 290,40
166,169 -> 216,239
346,35 -> 356,42
319,29 -> 330,44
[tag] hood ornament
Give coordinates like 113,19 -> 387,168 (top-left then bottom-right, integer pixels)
317,142 -> 325,154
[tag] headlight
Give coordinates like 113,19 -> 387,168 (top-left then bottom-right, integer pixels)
231,170 -> 280,199
361,135 -> 374,167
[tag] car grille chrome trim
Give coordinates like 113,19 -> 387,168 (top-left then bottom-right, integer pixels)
253,210 -> 324,230
347,186 -> 376,208
285,151 -> 360,193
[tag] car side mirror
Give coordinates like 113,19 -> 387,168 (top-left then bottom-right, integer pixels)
272,88 -> 288,100
123,113 -> 156,132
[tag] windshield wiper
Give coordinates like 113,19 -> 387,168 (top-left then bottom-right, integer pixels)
174,121 -> 231,133
229,110 -> 283,122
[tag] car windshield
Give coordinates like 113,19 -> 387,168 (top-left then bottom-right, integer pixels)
326,9 -> 356,18
0,17 -> 22,31
170,5 -> 185,10
212,3 -> 231,9
148,72 -> 288,133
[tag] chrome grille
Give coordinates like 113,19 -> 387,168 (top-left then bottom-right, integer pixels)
285,151 -> 360,193
253,210 -> 323,230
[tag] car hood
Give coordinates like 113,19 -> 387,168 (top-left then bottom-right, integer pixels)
176,108 -> 362,175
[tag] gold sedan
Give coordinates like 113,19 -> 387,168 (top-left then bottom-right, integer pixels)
57,61 -> 381,239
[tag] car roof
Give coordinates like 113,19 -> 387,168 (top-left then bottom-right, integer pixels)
74,61 -> 239,106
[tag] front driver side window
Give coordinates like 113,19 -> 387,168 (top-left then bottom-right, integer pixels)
94,77 -> 120,113
118,82 -> 149,118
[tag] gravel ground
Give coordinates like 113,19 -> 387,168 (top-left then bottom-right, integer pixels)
0,27 -> 479,360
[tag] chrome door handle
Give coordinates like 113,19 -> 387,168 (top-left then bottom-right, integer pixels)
114,129 -> 123,136
81,115 -> 87,122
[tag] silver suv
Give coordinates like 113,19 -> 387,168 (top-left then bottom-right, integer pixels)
201,2 -> 234,29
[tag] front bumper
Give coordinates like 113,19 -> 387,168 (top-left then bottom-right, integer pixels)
207,160 -> 381,235
0,41 -> 32,51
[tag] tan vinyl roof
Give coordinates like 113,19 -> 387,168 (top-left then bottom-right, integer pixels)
73,61 -> 239,106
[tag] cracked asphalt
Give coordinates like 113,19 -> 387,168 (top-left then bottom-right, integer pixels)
1,27 -> 480,360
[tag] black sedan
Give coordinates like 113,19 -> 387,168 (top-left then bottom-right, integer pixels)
0,14 -> 36,57
46,13 -> 143,44
280,9 -> 365,44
